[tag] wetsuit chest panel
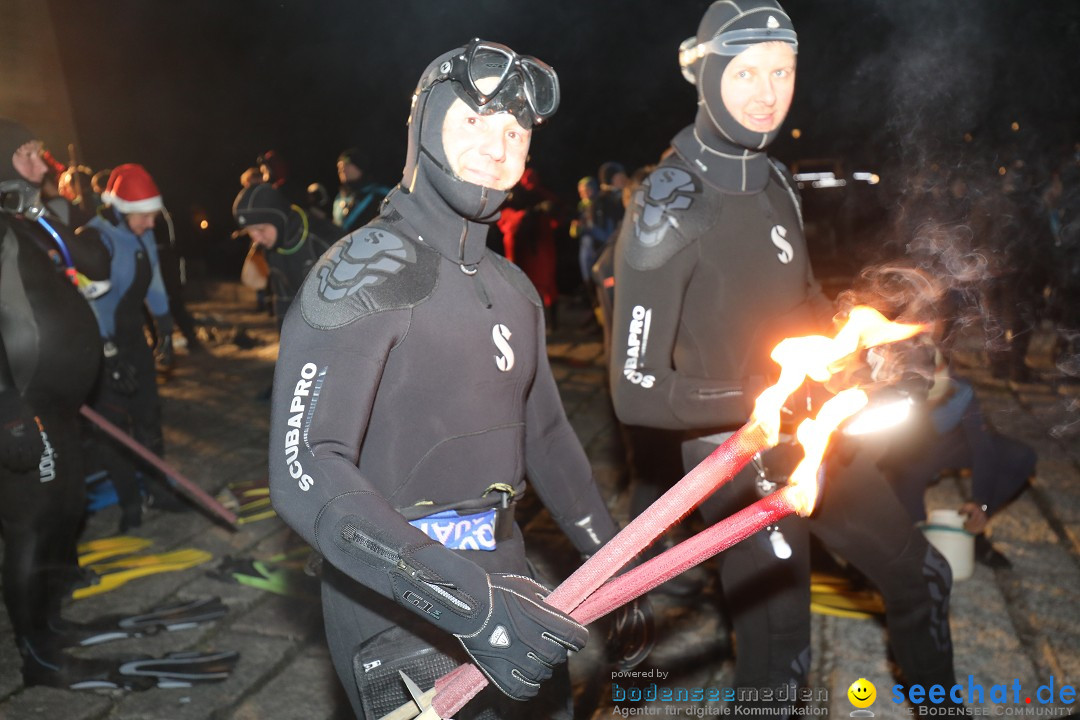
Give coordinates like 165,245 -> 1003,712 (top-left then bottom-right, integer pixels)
678,177 -> 813,381
2,224 -> 101,408
360,258 -> 539,505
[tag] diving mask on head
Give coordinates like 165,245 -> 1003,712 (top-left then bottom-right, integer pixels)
424,38 -> 560,129
678,27 -> 798,84
0,179 -> 44,220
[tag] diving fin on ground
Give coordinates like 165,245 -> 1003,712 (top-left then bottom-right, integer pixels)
809,571 -> 884,619
86,548 -> 212,573
23,649 -> 240,690
50,597 -> 229,647
115,650 -> 239,688
74,549 -> 214,600
77,536 -> 154,566
208,552 -> 318,598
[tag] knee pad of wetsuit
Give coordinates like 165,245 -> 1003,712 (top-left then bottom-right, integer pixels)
352,626 -> 500,720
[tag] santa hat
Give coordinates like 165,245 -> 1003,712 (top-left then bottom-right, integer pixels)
101,163 -> 163,214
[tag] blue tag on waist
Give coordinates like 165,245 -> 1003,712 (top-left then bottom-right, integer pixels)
408,508 -> 497,551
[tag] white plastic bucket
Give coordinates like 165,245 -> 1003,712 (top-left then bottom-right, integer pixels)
922,509 -> 975,581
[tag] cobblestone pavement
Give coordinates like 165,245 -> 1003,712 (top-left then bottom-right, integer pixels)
0,282 -> 1077,719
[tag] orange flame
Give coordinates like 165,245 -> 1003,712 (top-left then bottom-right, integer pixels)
784,389 -> 867,515
748,306 -> 927,515
750,306 -> 926,444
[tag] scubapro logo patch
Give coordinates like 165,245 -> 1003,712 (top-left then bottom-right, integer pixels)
771,224 -> 794,264
284,362 -> 319,491
623,305 -> 656,388
492,324 -> 514,372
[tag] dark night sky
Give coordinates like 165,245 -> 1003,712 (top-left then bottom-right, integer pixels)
46,0 -> 1080,275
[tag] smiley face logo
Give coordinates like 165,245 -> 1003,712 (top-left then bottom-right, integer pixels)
848,678 -> 877,709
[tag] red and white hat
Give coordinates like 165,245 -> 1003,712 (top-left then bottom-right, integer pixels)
101,163 -> 164,214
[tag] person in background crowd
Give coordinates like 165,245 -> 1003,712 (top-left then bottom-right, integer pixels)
83,163 -> 183,530
497,167 -> 560,328
596,160 -> 628,228
232,182 -> 334,332
571,175 -> 617,307
332,147 -> 391,233
258,149 -> 302,204
240,166 -> 264,189
306,181 -> 331,221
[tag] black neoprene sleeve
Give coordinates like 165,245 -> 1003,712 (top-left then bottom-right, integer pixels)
609,221 -> 751,430
524,308 -> 619,555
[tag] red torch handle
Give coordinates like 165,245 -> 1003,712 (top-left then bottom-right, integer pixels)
430,422 -> 772,718
572,488 -> 795,624
547,421 -> 769,611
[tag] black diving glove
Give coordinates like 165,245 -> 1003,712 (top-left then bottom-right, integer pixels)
103,341 -> 138,395
606,595 -> 655,670
0,389 -> 44,472
455,573 -> 588,701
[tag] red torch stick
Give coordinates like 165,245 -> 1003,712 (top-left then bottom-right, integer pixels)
80,404 -> 239,528
573,487 -> 797,624
546,420 -> 770,611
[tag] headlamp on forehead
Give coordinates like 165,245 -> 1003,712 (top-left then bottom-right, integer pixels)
678,27 -> 798,84
430,38 -> 560,129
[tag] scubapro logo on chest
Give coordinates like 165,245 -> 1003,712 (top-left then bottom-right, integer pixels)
492,324 -> 514,372
770,224 -> 794,264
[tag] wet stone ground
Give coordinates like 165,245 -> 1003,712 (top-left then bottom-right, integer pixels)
0,282 -> 1077,719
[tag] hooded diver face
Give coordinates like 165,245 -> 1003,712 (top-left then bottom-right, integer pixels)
682,0 -> 798,152
400,42 -> 556,222
720,41 -> 796,135
441,76 -> 532,191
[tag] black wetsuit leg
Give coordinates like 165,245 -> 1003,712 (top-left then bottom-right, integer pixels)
692,437 -> 955,709
90,337 -> 165,526
807,446 -> 956,695
692,441 -> 812,699
0,411 -> 86,656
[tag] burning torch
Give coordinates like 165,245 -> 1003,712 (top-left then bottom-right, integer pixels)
383,306 -> 926,720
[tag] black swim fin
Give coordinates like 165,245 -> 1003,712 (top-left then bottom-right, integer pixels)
50,597 -> 228,647
22,648 -> 240,691
113,650 -> 240,689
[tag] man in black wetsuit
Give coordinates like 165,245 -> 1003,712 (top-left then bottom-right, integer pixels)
269,41 -> 645,719
609,1 -> 958,713
0,119 -> 109,686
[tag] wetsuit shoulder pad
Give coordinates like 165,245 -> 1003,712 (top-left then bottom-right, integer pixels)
300,222 -> 439,330
623,158 -> 707,271
486,250 -> 542,309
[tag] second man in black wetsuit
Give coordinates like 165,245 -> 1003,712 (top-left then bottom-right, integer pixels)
610,1 -> 958,713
